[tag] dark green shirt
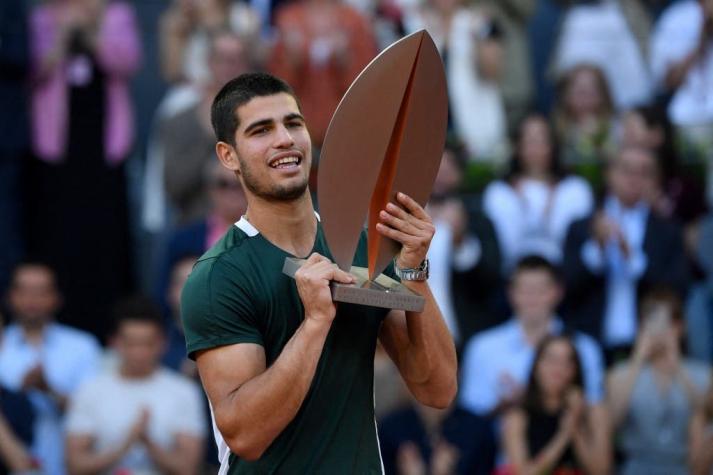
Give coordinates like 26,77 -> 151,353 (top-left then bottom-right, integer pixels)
181,217 -> 391,474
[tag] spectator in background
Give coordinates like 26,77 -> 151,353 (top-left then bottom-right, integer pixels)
403,0 -> 508,162
460,256 -> 604,416
427,143 -> 502,345
483,114 -> 594,272
608,288 -> 710,475
66,296 -> 206,475
160,0 -> 261,86
476,0 -> 535,132
0,263 -> 101,475
25,0 -> 141,341
501,335 -> 610,475
0,0 -> 29,296
0,313 -> 36,475
690,377 -> 713,475
162,255 -> 199,377
553,0 -> 653,110
378,397 -> 496,475
553,64 -> 618,169
694,215 -> 713,362
156,162 -> 247,315
651,0 -> 713,173
160,29 -> 252,225
0,386 -> 35,475
563,146 -> 690,357
620,104 -> 709,229
268,0 -> 377,147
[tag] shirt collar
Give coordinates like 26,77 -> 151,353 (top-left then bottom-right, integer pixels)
511,317 -> 563,349
235,211 -> 321,237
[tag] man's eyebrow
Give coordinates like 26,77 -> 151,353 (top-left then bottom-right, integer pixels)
243,118 -> 274,134
284,113 -> 305,122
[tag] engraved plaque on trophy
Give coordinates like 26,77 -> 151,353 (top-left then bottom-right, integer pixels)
282,30 -> 448,312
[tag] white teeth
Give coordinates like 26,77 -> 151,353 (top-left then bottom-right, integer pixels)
271,155 -> 300,167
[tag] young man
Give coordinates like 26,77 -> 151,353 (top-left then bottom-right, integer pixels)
459,255 -> 604,416
65,296 -> 206,474
181,72 -> 458,473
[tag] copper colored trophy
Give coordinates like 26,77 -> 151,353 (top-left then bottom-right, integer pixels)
283,30 -> 448,312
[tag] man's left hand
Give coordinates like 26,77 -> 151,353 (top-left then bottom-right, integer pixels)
376,192 -> 435,269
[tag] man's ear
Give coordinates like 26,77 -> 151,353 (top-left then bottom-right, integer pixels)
216,141 -> 241,173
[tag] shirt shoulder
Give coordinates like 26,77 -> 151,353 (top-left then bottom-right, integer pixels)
464,321 -> 518,358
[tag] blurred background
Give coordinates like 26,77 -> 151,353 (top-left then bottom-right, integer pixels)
1,0 -> 713,473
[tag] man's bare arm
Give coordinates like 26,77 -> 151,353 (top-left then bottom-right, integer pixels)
375,192 -> 458,408
197,253 -> 354,461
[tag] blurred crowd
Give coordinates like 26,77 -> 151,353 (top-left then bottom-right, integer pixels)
1,0 -> 713,473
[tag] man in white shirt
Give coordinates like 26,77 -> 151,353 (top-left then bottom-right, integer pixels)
66,296 -> 206,475
460,255 -> 604,416
0,263 -> 102,475
562,146 -> 689,357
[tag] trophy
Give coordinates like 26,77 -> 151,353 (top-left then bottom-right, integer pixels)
282,30 -> 448,312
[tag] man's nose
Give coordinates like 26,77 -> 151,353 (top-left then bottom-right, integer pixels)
274,124 -> 295,147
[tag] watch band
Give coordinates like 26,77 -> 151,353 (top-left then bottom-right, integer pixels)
393,258 -> 429,281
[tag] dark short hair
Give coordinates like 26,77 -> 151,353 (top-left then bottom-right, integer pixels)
211,72 -> 297,145
112,295 -> 164,335
511,255 -> 562,283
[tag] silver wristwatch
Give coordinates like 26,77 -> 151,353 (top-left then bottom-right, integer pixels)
393,258 -> 429,281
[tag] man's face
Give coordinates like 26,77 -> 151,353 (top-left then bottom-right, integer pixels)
115,320 -> 164,377
209,34 -> 249,88
232,93 -> 312,202
9,266 -> 60,327
607,148 -> 657,208
509,269 -> 562,326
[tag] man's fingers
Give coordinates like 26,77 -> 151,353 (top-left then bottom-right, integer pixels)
331,266 -> 356,284
395,192 -> 430,220
375,222 -> 418,246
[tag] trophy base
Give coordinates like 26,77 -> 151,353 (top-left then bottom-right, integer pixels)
282,257 -> 425,312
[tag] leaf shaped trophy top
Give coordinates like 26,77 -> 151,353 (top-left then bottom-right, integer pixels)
318,30 -> 448,280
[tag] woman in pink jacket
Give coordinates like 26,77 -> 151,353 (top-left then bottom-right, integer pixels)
25,0 -> 141,341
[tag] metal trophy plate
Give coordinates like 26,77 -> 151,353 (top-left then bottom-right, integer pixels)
283,30 -> 448,311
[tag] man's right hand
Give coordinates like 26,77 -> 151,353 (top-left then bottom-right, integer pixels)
294,253 -> 355,323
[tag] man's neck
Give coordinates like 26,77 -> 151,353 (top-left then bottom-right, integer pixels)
20,321 -> 49,346
519,316 -> 552,347
245,192 -> 318,257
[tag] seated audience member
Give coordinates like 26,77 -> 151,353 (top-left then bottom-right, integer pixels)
403,0 -> 509,162
159,0 -> 260,85
620,104 -> 708,228
650,0 -> 713,165
694,214 -> 713,361
0,385 -> 35,475
562,146 -> 690,354
460,256 -> 604,416
379,397 -> 496,475
162,255 -> 199,376
553,0 -> 653,110
427,142 -> 502,344
690,376 -> 713,475
553,64 -> 618,168
156,161 -> 247,311
483,114 -> 594,272
160,29 -> 252,225
608,287 -> 711,475
66,296 -> 206,475
0,313 -> 36,475
502,335 -> 610,475
268,0 -> 377,147
0,263 -> 101,475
